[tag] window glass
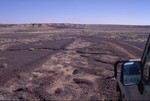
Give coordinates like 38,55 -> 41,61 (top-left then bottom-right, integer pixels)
124,62 -> 141,85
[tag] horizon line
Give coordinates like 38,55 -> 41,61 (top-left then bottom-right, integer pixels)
0,22 -> 150,26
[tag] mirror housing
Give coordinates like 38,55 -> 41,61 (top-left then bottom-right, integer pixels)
121,61 -> 142,86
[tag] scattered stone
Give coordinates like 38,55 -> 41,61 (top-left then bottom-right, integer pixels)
18,72 -> 29,80
14,85 -> 28,92
72,69 -> 82,75
29,48 -> 35,51
90,95 -> 99,100
32,72 -> 43,78
0,95 -> 5,100
0,63 -> 8,68
0,87 -> 13,94
0,57 -> 6,60
55,88 -> 63,96
73,78 -> 92,86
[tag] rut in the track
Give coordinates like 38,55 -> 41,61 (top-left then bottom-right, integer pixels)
102,41 -> 142,58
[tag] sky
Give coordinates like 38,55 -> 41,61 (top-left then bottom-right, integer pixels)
0,0 -> 150,25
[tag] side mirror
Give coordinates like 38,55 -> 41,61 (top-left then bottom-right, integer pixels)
121,61 -> 142,86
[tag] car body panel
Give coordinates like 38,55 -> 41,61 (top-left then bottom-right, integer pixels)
116,34 -> 150,100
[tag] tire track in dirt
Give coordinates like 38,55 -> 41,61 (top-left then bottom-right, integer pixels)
82,36 -> 142,58
119,41 -> 143,52
102,40 -> 142,58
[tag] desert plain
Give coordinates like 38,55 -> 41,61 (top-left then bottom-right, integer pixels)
0,23 -> 150,100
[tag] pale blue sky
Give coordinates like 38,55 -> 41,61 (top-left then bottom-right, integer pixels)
0,0 -> 150,25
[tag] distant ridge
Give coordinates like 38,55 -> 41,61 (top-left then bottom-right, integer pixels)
0,23 -> 150,27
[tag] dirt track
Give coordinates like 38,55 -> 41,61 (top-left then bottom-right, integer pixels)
0,24 -> 149,100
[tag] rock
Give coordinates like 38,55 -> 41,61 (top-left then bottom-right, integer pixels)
0,87 -> 13,94
72,69 -> 81,74
0,95 -> 5,100
14,85 -> 28,92
32,72 -> 43,78
73,78 -> 92,86
13,83 -> 32,92
0,57 -> 6,60
18,72 -> 29,80
55,88 -> 63,96
29,48 -> 35,51
0,63 -> 8,68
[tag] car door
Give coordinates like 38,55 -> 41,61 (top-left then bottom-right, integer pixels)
127,34 -> 150,100
117,35 -> 150,100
